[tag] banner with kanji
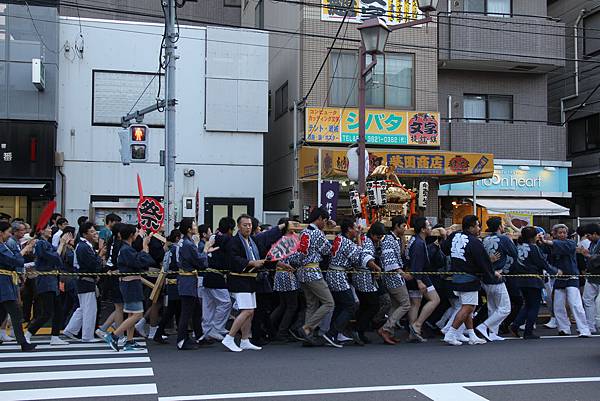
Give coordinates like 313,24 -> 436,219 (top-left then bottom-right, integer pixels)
320,181 -> 340,221
321,0 -> 421,25
298,146 -> 494,184
266,233 -> 300,261
136,174 -> 165,233
305,107 -> 440,146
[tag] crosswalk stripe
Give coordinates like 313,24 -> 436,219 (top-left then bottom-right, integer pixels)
0,342 -> 147,351
0,367 -> 154,383
3,337 -> 146,344
0,383 -> 158,401
0,349 -> 147,358
0,356 -> 151,369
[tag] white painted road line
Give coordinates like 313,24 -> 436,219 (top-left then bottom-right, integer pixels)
415,385 -> 491,401
157,376 -> 600,401
0,342 -> 146,351
0,349 -> 147,358
502,334 -> 600,340
2,337 -> 146,345
0,383 -> 158,401
0,367 -> 154,383
0,356 -> 152,369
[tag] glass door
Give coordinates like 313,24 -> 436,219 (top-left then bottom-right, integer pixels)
204,198 -> 255,231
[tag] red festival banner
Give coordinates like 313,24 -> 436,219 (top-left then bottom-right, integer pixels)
136,174 -> 165,234
266,233 -> 300,261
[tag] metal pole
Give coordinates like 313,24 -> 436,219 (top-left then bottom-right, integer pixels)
164,0 -> 177,233
317,147 -> 322,207
472,180 -> 477,217
358,45 -> 367,195
292,100 -> 298,208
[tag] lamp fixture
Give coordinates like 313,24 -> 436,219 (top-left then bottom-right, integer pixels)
417,0 -> 439,14
518,166 -> 530,171
357,17 -> 390,55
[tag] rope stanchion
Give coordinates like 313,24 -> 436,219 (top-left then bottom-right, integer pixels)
21,269 -> 600,279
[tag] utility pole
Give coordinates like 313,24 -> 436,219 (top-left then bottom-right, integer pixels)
164,0 -> 178,234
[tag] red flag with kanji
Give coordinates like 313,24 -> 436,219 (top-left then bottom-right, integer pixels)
136,174 -> 164,233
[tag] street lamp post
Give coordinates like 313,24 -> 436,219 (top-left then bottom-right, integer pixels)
357,18 -> 389,195
356,0 -> 438,196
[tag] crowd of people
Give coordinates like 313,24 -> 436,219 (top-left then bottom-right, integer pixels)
0,208 -> 598,353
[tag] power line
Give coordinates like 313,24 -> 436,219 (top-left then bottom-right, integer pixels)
12,4 -> 591,116
9,11 -> 579,114
274,0 -> 595,39
24,1 -> 58,55
61,0 -> 600,35
302,11 -> 349,103
562,81 -> 600,125
52,0 -> 600,65
11,5 -> 600,68
305,12 -> 350,135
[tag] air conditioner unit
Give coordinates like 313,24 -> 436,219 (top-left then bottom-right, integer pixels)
32,58 -> 45,91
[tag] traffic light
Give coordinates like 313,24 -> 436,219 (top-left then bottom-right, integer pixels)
118,125 -> 149,165
129,124 -> 148,162
418,181 -> 429,209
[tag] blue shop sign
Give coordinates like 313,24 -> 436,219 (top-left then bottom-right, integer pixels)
439,165 -> 569,197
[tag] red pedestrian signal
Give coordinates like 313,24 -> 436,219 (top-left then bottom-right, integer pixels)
131,126 -> 146,142
126,124 -> 149,163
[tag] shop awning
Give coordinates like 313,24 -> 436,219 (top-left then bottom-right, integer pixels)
474,198 -> 570,216
0,183 -> 46,189
298,146 -> 494,183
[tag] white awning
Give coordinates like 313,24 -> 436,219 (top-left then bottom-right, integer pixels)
474,198 -> 570,216
0,183 -> 46,189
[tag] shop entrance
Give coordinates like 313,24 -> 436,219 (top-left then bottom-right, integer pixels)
0,195 -> 48,224
204,197 -> 255,230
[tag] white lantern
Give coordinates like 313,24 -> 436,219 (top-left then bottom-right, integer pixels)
346,147 -> 369,182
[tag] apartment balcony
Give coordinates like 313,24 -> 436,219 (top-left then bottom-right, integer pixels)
442,120 -> 566,161
438,13 -> 565,73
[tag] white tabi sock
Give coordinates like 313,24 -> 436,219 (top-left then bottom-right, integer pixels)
148,326 -> 158,339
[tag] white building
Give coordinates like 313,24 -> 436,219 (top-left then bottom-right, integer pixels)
57,17 -> 268,229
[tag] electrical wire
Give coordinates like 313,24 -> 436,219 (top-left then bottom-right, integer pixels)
304,11 -> 350,134
24,1 -> 58,55
10,4 -> 589,120
60,0 -> 600,35
302,10 -> 349,104
51,0 -> 600,65
562,80 -> 600,125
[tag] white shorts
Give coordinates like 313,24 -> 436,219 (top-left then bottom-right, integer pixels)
409,286 -> 437,299
454,291 -> 479,306
232,292 -> 257,310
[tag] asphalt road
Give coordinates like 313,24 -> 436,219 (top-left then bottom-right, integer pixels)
151,329 -> 600,401
1,330 -> 598,401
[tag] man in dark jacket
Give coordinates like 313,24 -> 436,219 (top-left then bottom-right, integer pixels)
442,215 -> 495,346
222,214 -> 265,352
